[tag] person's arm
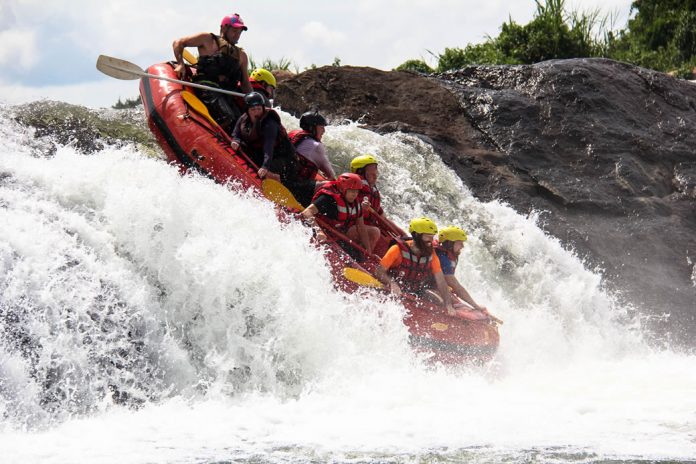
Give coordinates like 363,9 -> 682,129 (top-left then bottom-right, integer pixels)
375,265 -> 401,296
375,246 -> 402,295
312,143 -> 336,180
300,204 -> 327,242
238,50 -> 252,93
433,271 -> 454,315
172,32 -> 214,78
444,274 -> 484,310
257,118 -> 280,178
230,118 -> 243,150
430,254 -> 453,314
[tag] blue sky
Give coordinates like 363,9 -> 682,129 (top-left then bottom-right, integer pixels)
0,0 -> 632,108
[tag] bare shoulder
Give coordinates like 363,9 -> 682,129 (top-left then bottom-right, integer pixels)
174,31 -> 215,48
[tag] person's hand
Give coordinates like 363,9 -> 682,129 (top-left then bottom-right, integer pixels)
446,303 -> 456,316
230,140 -> 240,151
174,63 -> 188,80
257,167 -> 268,179
389,281 -> 401,297
316,230 -> 327,243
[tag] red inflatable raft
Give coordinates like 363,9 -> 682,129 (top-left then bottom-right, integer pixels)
139,62 -> 500,364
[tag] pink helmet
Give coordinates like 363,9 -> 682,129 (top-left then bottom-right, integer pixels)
336,173 -> 363,195
220,13 -> 247,31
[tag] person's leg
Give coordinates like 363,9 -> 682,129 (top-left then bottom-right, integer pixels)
197,90 -> 240,134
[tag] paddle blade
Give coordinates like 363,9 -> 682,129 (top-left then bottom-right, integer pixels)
343,268 -> 384,289
181,90 -> 218,127
96,55 -> 145,80
183,49 -> 199,65
262,179 -> 304,211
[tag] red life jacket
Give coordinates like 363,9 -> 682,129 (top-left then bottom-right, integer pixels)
288,129 -> 319,180
357,178 -> 383,215
388,239 -> 433,293
311,182 -> 363,232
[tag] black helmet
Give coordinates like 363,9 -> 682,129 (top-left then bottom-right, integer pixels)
244,92 -> 266,108
299,111 -> 327,131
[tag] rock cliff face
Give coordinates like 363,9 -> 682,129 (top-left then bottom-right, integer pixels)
277,59 -> 696,347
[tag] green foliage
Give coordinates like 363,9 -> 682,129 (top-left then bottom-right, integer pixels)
332,57 -> 342,67
112,96 -> 141,109
608,0 -> 696,73
407,0 -> 696,78
248,56 -> 295,72
394,59 -> 434,73
496,0 -> 603,63
435,42 -> 516,72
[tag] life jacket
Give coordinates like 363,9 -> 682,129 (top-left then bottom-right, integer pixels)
388,239 -> 433,294
311,182 -> 363,232
434,242 -> 459,270
357,178 -> 383,215
194,34 -> 243,91
237,109 -> 295,165
288,130 -> 319,180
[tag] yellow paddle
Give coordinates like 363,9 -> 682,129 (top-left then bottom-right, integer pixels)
343,268 -> 384,289
181,90 -> 220,128
261,178 -> 304,211
183,49 -> 198,65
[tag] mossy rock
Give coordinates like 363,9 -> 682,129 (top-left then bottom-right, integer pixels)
12,100 -> 163,158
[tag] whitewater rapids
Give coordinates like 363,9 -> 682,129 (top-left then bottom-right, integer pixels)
1,105 -> 694,463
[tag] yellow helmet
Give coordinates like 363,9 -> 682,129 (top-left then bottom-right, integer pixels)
438,225 -> 468,243
250,68 -> 277,88
409,217 -> 438,235
350,154 -> 378,173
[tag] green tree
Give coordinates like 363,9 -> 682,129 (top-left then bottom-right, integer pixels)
394,59 -> 434,73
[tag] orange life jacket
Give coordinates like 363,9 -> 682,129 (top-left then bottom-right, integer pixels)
388,239 -> 433,293
288,129 -> 320,180
311,182 -> 363,232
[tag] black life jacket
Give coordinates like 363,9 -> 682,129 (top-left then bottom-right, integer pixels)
311,182 -> 363,232
194,34 -> 243,91
288,130 -> 319,180
237,109 -> 295,166
388,239 -> 433,293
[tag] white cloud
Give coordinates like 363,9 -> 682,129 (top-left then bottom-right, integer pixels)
0,0 -> 634,107
301,21 -> 347,46
0,28 -> 38,70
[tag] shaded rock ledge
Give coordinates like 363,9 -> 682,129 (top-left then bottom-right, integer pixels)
277,59 -> 696,348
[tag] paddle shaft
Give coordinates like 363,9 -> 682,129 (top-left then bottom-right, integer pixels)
137,69 -> 245,98
367,205 -> 404,239
97,55 -> 245,98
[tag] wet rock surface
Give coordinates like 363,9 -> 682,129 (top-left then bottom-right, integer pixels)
277,59 -> 696,347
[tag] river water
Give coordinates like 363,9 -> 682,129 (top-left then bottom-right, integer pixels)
1,105 -> 694,463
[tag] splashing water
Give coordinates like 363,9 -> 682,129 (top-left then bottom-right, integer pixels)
1,104 -> 695,463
